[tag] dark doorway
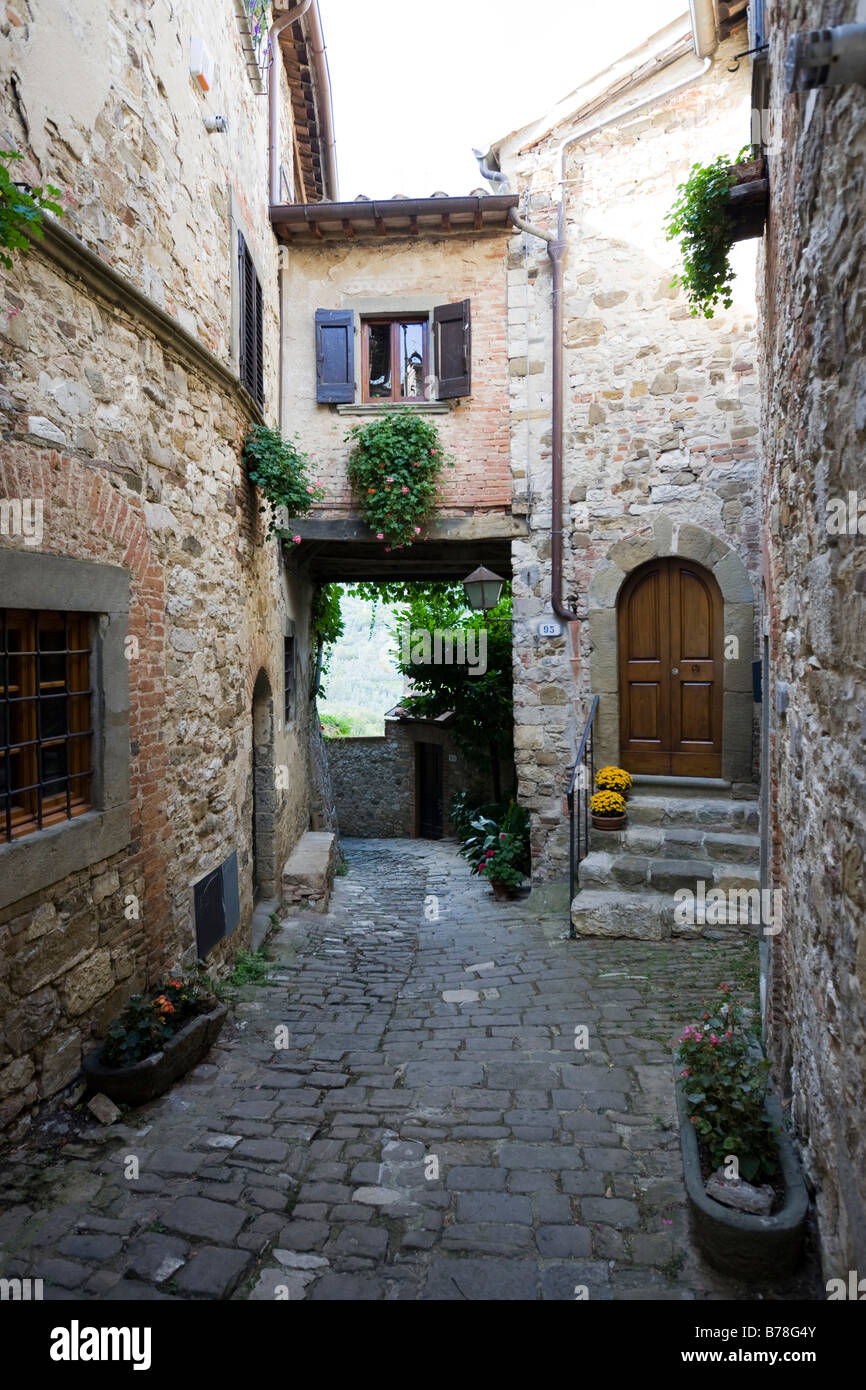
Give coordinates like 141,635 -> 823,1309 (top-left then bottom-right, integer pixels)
416,742 -> 443,839
618,556 -> 723,777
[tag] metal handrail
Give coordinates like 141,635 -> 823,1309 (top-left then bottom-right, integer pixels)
566,695 -> 599,938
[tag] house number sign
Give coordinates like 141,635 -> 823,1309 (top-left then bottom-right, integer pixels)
537,619 -> 563,638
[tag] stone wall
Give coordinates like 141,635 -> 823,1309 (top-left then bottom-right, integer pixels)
497,27 -> 763,878
0,0 -> 315,1130
759,0 -> 866,1280
326,719 -> 503,838
281,234 -> 511,517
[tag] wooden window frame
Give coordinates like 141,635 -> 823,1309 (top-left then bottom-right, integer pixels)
361,315 -> 430,404
0,609 -> 93,843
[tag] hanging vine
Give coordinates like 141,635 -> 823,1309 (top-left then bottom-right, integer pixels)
345,411 -> 452,549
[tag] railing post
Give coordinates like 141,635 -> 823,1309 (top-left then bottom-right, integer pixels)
568,787 -> 576,939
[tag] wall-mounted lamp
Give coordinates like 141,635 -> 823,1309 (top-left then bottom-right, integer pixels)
462,565 -> 505,612
786,23 -> 866,92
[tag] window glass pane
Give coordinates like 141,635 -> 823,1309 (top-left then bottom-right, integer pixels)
367,323 -> 392,398
399,321 -> 425,399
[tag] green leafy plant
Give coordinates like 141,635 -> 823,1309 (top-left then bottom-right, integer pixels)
0,151 -> 63,271
102,966 -> 215,1068
676,984 -> 779,1183
320,712 -> 352,738
663,148 -> 751,318
226,948 -> 271,987
242,424 -> 325,538
310,582 -> 345,695
456,799 -> 530,891
346,411 -> 452,549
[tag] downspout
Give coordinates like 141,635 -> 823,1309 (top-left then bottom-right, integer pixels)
268,0 -> 312,208
306,1 -> 340,200
507,36 -> 714,625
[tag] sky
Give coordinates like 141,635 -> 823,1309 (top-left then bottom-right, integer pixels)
321,0 -> 689,199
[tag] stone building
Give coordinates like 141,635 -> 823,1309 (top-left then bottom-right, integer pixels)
327,703 -> 507,840
493,8 -> 763,932
0,0 -> 336,1129
757,0 -> 866,1280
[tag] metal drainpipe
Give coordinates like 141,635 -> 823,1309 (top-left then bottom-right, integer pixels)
507,44 -> 713,625
268,0 -> 312,208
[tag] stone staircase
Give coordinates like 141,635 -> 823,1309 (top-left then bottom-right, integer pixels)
570,777 -> 760,941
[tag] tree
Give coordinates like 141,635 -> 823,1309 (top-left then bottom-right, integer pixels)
389,585 -> 514,803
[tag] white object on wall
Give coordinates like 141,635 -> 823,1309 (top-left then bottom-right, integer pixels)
190,37 -> 215,92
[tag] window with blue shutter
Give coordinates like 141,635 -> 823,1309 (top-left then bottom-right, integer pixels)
315,309 -> 355,403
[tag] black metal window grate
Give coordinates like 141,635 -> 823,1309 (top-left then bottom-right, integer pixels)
0,609 -> 94,843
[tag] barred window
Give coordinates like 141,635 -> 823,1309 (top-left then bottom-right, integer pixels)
0,610 -> 93,842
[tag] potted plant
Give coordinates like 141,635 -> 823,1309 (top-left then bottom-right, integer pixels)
590,789 -> 627,830
594,765 -> 632,797
83,966 -> 227,1107
458,799 -> 530,899
673,984 -> 808,1281
664,146 -> 768,318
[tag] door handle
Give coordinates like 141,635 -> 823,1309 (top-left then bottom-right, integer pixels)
671,667 -> 679,675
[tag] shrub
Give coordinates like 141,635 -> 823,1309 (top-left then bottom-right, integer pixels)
242,424 -> 325,537
676,984 -> 779,1183
345,412 -> 452,549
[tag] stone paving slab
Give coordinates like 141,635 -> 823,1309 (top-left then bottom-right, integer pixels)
0,838 -> 821,1301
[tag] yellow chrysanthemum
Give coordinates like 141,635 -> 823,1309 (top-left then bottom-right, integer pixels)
595,765 -> 632,793
591,790 -> 627,816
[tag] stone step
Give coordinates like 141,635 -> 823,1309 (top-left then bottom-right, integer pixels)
570,888 -> 758,942
281,831 -> 337,913
579,851 -> 760,893
590,825 -> 760,864
621,794 -> 760,834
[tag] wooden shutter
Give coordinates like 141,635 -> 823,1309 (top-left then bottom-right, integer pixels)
238,231 -> 264,407
315,309 -> 354,403
434,299 -> 471,399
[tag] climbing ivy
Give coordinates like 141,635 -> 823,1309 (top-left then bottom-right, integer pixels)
0,151 -> 63,271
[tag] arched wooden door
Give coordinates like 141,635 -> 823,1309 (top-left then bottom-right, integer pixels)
618,557 -> 723,777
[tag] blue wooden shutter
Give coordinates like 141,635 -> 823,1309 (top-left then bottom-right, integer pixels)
315,309 -> 354,403
434,299 -> 471,399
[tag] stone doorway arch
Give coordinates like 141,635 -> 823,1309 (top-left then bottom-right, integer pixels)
587,516 -> 755,783
251,668 -> 276,900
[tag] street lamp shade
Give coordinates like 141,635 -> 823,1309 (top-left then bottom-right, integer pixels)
462,565 -> 505,612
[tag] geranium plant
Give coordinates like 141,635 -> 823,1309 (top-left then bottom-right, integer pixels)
663,146 -> 751,318
459,800 -> 530,891
242,424 -> 325,538
590,790 -> 626,818
345,411 -> 452,549
676,984 -> 779,1183
102,966 -> 216,1068
595,765 -> 632,795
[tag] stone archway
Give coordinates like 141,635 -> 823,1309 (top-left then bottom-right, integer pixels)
251,668 -> 276,900
587,516 -> 755,783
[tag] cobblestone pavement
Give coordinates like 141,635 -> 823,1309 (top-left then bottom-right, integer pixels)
0,839 -> 819,1301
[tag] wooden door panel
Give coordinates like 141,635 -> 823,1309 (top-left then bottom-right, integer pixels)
619,558 -> 722,777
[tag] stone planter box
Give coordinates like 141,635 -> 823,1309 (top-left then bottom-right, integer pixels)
83,1004 -> 227,1107
727,156 -> 768,243
674,1058 -> 808,1281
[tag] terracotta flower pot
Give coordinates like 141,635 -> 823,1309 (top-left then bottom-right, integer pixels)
83,1003 -> 227,1107
490,879 -> 517,901
591,813 -> 627,831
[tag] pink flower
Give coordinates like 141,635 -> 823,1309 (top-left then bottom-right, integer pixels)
376,532 -> 384,540
413,526 -> 420,534
292,534 -> 302,544
680,1068 -> 690,1077
412,462 -> 420,468
401,486 -> 409,494
430,448 -> 438,455
694,1032 -> 702,1042
386,476 -> 394,482
709,1033 -> 719,1044
725,1029 -> 733,1039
